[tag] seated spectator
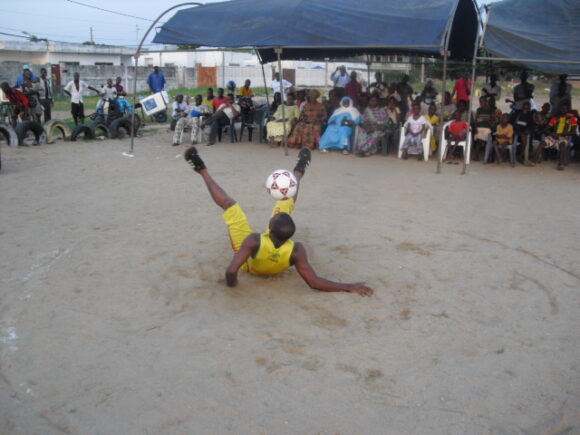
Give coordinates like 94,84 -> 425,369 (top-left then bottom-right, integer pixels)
324,89 -> 339,121
488,96 -> 503,123
420,80 -> 438,114
240,79 -> 253,97
513,71 -> 534,111
226,80 -> 236,96
457,100 -> 470,123
203,88 -> 215,111
287,90 -> 327,150
401,102 -> 429,160
472,96 -> 493,161
386,83 -> 401,105
424,104 -> 440,154
212,88 -> 228,112
533,103 -> 552,142
296,90 -> 307,110
513,101 -> 535,166
266,93 -> 300,148
204,93 -> 240,146
445,110 -> 469,162
1,81 -> 29,125
356,92 -> 370,113
383,96 -> 401,155
345,71 -> 362,106
354,94 -> 388,157
439,91 -> 456,123
319,96 -> 361,154
368,72 -> 388,98
535,103 -> 577,170
172,94 -> 189,121
269,92 -> 282,115
484,113 -> 514,165
172,94 -> 211,146
549,74 -> 572,116
482,74 -> 501,101
396,75 -> 413,120
420,88 -> 437,115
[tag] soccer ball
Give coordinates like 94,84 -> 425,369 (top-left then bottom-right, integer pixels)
265,169 -> 298,200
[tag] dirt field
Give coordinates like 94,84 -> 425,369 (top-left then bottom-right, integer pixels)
0,136 -> 579,434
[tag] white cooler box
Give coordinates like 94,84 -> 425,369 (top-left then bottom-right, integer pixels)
140,91 -> 169,116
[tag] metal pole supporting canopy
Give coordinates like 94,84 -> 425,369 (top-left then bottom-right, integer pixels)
129,2 -> 203,155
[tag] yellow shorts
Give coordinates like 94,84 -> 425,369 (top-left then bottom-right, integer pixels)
222,198 -> 295,253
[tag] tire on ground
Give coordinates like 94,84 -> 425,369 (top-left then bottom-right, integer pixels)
44,120 -> 71,144
0,121 -> 19,147
15,120 -> 46,146
70,124 -> 95,142
89,121 -> 110,139
110,117 -> 138,139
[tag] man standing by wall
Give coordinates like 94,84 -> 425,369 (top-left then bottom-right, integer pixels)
147,66 -> 166,94
38,68 -> 53,122
270,72 -> 292,101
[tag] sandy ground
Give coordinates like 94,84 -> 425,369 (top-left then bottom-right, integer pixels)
0,135 -> 579,435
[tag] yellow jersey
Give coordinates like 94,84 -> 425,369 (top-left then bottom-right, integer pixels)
247,233 -> 294,276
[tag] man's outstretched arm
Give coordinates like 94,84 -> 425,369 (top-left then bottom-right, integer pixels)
225,233 -> 259,287
292,243 -> 373,296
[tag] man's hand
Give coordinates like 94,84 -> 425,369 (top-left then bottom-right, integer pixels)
348,283 -> 373,296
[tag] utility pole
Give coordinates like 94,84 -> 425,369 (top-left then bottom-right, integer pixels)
90,26 -> 94,44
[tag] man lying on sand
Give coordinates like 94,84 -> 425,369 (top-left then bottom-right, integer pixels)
185,146 -> 373,296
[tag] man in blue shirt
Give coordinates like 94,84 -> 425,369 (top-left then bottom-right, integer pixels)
147,66 -> 166,93
15,65 -> 38,88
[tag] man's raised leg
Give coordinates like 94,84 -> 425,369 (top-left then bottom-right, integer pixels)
184,146 -> 235,210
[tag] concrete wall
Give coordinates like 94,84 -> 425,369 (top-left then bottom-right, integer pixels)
0,62 -> 196,93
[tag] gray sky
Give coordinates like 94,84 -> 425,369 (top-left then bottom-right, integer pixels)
0,0 -> 500,47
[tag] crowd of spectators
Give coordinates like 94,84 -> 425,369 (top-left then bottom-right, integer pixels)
3,63 -> 577,172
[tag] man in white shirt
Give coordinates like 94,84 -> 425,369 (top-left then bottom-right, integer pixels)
172,94 -> 189,121
269,72 -> 293,101
172,94 -> 212,146
63,72 -> 99,125
204,93 -> 240,145
331,65 -> 350,99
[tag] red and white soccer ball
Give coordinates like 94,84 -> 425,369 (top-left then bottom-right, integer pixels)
265,169 -> 298,200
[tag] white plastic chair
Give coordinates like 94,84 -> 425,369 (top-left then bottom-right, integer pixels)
439,121 -> 472,164
398,120 -> 433,161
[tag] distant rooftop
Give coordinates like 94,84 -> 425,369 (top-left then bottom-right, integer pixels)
0,39 -> 135,55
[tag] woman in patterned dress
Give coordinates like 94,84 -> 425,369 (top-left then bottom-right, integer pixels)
287,90 -> 327,149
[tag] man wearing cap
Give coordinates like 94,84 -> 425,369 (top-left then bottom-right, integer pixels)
331,65 -> 349,99
15,65 -> 38,88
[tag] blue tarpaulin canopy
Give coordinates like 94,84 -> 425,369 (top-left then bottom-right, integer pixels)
153,0 -> 479,63
482,0 -> 580,74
